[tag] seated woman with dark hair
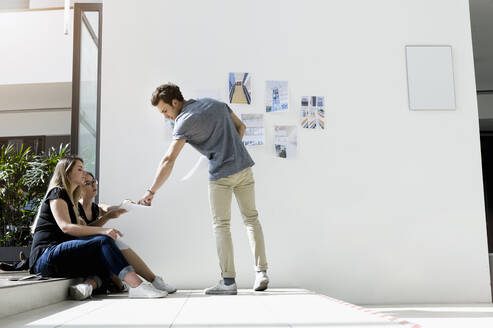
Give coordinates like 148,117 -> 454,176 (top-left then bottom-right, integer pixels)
79,172 -> 176,294
29,156 -> 167,300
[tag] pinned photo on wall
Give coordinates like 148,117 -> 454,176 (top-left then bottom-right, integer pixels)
265,80 -> 288,112
241,114 -> 265,146
229,72 -> 251,104
274,125 -> 297,159
300,96 -> 325,130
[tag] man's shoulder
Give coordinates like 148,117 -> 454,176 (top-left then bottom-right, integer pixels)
196,97 -> 229,108
182,98 -> 227,117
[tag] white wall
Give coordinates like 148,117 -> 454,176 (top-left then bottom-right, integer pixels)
0,0 -> 29,10
0,83 -> 71,137
0,10 -> 72,137
0,83 -> 71,111
0,10 -> 73,84
0,111 -> 71,136
99,0 -> 490,304
29,0 -> 102,9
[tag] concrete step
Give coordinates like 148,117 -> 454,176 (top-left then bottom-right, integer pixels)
0,271 -> 75,318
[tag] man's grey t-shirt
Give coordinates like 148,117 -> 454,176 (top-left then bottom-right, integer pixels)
173,98 -> 255,181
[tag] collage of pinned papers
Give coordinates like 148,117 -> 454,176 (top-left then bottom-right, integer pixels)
229,74 -> 326,160
161,73 -> 327,166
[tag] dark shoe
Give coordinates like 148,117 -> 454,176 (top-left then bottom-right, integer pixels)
0,262 -> 15,271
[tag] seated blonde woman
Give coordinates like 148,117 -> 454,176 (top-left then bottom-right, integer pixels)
79,172 -> 176,294
30,156 -> 167,300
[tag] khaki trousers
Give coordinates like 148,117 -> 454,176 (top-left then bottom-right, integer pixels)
208,167 -> 268,278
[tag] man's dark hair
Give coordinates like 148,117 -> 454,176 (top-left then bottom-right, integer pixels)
151,83 -> 184,106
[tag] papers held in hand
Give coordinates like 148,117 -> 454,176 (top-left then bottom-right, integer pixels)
119,200 -> 151,212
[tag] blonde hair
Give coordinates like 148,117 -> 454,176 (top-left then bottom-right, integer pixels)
31,156 -> 85,233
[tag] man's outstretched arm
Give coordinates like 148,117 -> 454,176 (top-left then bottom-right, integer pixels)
138,139 -> 186,205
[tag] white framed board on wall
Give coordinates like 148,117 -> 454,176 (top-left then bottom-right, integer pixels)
405,45 -> 456,111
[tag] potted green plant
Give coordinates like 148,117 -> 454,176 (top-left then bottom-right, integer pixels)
0,144 -> 69,263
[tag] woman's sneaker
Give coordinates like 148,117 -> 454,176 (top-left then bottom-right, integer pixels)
204,280 -> 237,295
69,283 -> 93,300
129,282 -> 167,298
152,276 -> 177,294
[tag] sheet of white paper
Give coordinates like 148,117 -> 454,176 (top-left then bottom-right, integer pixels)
274,125 -> 298,159
266,81 -> 289,112
181,155 -> 208,181
242,113 -> 265,146
119,200 -> 151,211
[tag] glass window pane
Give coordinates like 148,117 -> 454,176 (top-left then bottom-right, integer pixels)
78,11 -> 99,173
79,121 -> 96,174
85,11 -> 99,34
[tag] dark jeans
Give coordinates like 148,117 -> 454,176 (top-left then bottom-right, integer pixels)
33,235 -> 134,283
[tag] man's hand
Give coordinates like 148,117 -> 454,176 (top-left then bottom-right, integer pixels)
138,191 -> 154,206
139,139 -> 185,207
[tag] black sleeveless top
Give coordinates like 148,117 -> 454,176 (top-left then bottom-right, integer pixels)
78,202 -> 100,225
29,187 -> 78,272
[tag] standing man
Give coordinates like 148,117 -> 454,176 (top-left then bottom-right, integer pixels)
139,83 -> 269,295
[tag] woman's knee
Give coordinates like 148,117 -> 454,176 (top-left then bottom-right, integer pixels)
99,236 -> 119,249
84,234 -> 108,241
87,235 -> 118,250
90,234 -> 113,243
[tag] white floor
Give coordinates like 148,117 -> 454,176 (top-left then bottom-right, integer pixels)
368,304 -> 493,328
0,288 -> 492,327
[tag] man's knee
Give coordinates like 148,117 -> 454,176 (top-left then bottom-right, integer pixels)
242,211 -> 259,225
213,215 -> 231,229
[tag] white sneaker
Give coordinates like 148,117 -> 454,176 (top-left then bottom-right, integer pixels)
152,276 -> 177,294
69,283 -> 93,300
204,280 -> 237,295
129,282 -> 168,298
253,271 -> 269,291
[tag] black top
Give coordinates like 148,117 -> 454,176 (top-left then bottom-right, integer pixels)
78,202 -> 100,225
29,187 -> 78,272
